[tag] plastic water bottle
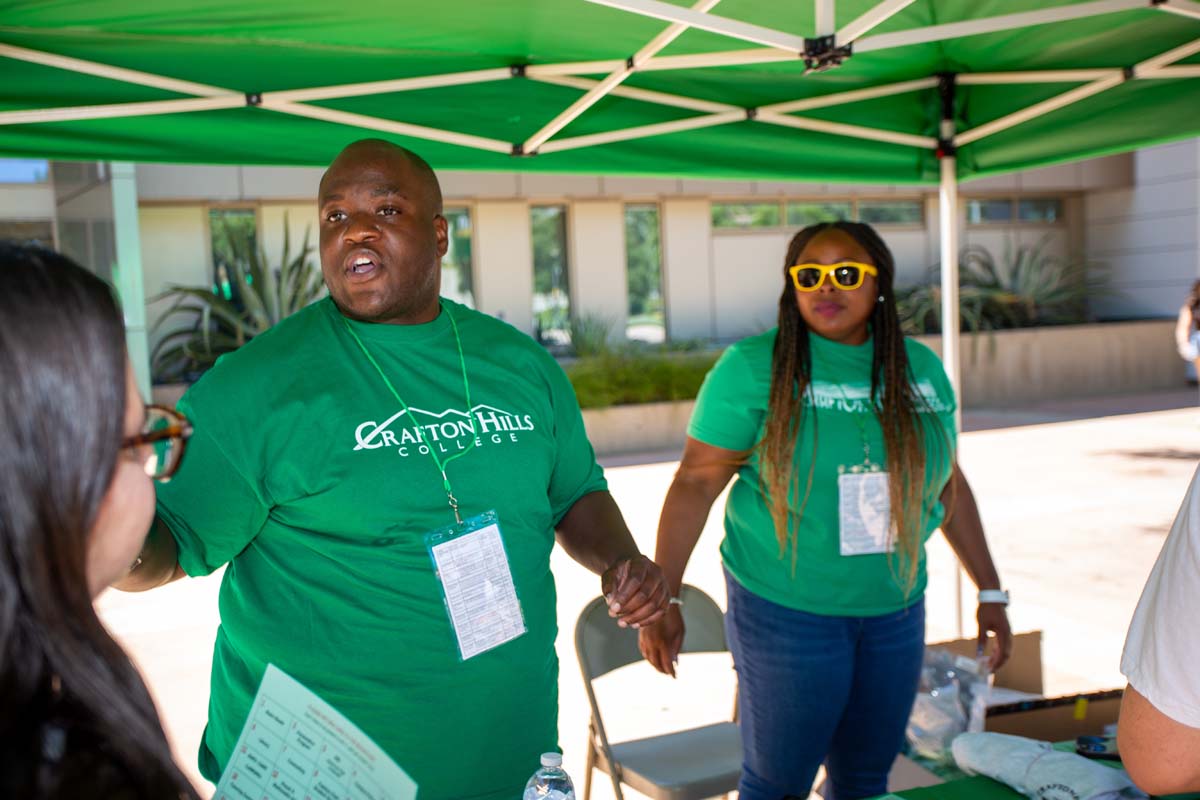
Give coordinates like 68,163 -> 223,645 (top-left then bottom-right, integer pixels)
523,752 -> 575,800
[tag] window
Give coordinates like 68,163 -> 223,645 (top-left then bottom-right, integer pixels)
966,199 -> 1014,224
531,205 -> 571,347
625,204 -> 664,344
967,197 -> 1065,225
0,158 -> 49,183
1018,198 -> 1063,223
209,208 -> 257,310
786,201 -> 853,227
858,199 -> 923,225
711,202 -> 780,229
441,207 -> 474,308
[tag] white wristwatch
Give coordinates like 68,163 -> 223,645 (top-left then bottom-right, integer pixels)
978,589 -> 1010,605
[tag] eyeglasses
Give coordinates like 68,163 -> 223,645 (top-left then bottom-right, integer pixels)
788,261 -> 879,292
121,405 -> 193,482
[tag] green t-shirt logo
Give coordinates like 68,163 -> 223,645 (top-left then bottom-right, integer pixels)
354,403 -> 538,457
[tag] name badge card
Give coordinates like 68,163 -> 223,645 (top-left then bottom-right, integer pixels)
426,510 -> 526,660
838,469 -> 894,556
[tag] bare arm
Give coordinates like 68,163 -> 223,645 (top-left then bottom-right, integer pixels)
639,437 -> 745,676
112,517 -> 186,592
1177,304 -> 1193,354
939,462 -> 1012,669
556,490 -> 669,629
1118,684 -> 1200,795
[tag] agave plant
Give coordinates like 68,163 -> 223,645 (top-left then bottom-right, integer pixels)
897,236 -> 1107,337
151,214 -> 326,382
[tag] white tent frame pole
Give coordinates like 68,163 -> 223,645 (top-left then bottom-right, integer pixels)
525,48 -> 793,75
958,69 -> 1118,84
837,0 -> 917,46
584,0 -> 1144,58
642,47 -> 794,70
529,78 -> 935,151
1137,34 -> 1200,71
854,0 -> 1145,54
756,110 -> 936,148
816,0 -> 835,36
0,42 -> 230,96
530,74 -> 739,113
0,95 -> 244,126
956,74 -> 1124,146
937,102 -> 965,638
762,77 -> 937,113
1145,64 -> 1200,77
1159,0 -> 1200,21
581,0 -> 807,52
523,0 -> 722,153
535,74 -> 931,115
958,35 -> 1200,146
538,110 -> 745,153
268,68 -> 514,103
260,99 -> 513,153
959,67 -> 1200,84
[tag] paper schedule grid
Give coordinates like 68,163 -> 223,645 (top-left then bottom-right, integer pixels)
214,665 -> 416,800
430,521 -> 526,660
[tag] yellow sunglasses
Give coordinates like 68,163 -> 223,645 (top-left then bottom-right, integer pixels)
788,261 -> 878,292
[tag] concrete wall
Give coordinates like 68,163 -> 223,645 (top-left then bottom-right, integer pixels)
474,200 -> 533,333
569,200 -> 627,340
260,203 -> 320,266
917,319 -> 1181,406
0,182 -> 54,220
1085,140 -> 1200,320
138,205 -> 209,356
582,319 -> 1182,456
662,198 -> 714,341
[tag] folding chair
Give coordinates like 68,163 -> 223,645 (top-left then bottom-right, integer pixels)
575,584 -> 742,800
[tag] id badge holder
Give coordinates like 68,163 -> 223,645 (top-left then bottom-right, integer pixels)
425,510 -> 527,661
838,463 -> 893,556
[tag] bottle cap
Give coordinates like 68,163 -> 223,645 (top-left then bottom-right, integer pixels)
540,752 -> 562,767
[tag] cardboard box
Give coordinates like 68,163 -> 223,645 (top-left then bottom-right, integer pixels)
929,630 -> 1123,742
818,631 -> 1125,796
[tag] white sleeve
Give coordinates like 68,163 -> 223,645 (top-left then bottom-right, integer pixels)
1121,463 -> 1200,728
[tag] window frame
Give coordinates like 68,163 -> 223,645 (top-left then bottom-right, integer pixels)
964,194 -> 1068,227
711,196 -> 926,234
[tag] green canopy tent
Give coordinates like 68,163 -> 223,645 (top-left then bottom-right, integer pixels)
3,0 -> 1200,631
3,0 -> 1199,402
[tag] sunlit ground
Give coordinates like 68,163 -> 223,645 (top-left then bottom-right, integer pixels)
96,388 -> 1199,798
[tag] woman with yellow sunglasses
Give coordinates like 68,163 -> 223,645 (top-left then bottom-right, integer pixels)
640,221 -> 1010,800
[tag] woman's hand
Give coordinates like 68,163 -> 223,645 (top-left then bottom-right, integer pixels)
977,602 -> 1013,670
639,605 -> 686,677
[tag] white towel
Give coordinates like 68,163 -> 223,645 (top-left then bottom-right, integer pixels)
951,732 -> 1147,800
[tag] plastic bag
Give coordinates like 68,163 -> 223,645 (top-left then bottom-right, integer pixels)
906,647 -> 991,762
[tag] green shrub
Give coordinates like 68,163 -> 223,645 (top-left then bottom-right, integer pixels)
568,312 -> 614,358
566,349 -> 720,409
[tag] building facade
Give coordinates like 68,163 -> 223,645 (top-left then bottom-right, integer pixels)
2,138 -> 1198,389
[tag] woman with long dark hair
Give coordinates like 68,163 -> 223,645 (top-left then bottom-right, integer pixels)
0,242 -> 198,798
639,222 -> 1011,800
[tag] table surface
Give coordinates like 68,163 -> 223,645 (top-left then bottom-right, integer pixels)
871,743 -> 1200,800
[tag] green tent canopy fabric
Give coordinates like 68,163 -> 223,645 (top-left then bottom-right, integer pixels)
1,0 -> 1198,183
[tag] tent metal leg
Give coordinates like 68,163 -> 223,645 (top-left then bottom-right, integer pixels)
110,162 -> 152,400
937,76 -> 965,639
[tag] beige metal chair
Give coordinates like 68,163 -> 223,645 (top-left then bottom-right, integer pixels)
575,584 -> 742,800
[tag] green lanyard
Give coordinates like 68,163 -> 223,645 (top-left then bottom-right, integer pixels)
834,383 -> 875,469
341,301 -> 477,523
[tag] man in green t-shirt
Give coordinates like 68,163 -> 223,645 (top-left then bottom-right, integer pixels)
118,139 -> 669,799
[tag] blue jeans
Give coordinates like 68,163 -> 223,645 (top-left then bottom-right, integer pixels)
724,568 -> 926,800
